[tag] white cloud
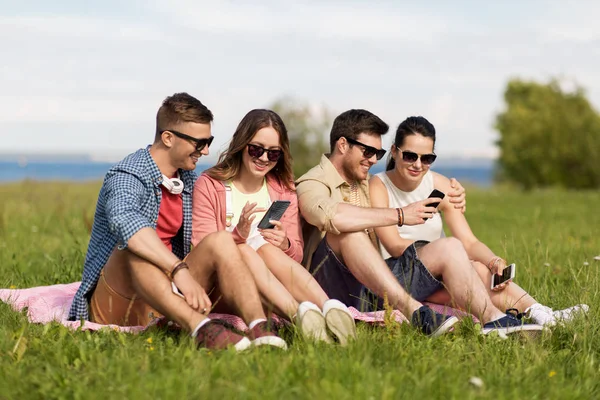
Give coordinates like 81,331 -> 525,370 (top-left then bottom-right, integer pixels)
1,1 -> 600,160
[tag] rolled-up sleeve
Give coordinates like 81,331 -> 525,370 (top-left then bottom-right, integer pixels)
296,178 -> 341,235
104,171 -> 154,249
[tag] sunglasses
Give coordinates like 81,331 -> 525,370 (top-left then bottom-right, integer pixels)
162,130 -> 214,152
399,149 -> 437,165
247,143 -> 283,162
344,137 -> 387,160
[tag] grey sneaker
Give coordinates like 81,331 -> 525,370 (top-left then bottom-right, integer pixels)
411,306 -> 458,337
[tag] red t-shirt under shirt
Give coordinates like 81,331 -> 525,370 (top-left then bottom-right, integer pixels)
156,185 -> 183,251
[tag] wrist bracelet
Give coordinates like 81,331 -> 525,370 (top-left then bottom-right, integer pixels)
168,261 -> 189,281
396,208 -> 404,226
487,256 -> 502,272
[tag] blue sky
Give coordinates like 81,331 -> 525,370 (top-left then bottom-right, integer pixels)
2,1 -> 599,162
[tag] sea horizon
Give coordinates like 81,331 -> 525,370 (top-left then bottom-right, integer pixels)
0,160 -> 495,186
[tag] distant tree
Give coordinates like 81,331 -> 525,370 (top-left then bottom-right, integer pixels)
495,79 -> 600,189
269,97 -> 331,178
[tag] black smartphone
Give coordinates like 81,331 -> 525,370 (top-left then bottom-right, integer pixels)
491,263 -> 516,289
426,189 -> 446,208
257,200 -> 291,229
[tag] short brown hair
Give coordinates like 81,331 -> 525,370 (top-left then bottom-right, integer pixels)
155,93 -> 213,141
329,109 -> 389,152
206,109 -> 294,191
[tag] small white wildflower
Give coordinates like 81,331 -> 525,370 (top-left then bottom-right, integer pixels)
469,377 -> 484,388
544,263 -> 551,267
583,262 -> 589,266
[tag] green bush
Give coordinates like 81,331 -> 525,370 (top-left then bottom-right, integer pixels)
495,79 -> 600,189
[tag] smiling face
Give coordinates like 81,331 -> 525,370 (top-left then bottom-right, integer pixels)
392,133 -> 435,185
241,126 -> 282,179
341,133 -> 382,182
164,121 -> 212,171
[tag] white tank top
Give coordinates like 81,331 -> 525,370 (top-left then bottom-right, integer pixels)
375,170 -> 443,259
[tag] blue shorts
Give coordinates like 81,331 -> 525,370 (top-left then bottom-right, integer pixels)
311,238 -> 443,312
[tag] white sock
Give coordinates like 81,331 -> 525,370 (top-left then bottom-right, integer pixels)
190,318 -> 211,337
248,318 -> 267,330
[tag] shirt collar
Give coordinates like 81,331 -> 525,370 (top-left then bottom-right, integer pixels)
319,154 -> 369,189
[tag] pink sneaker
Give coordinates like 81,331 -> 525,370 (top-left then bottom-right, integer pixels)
247,321 -> 288,349
195,320 -> 252,352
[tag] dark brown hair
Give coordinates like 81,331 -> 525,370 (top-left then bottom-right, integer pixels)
155,93 -> 213,141
206,109 -> 294,190
330,109 -> 389,152
386,116 -> 437,171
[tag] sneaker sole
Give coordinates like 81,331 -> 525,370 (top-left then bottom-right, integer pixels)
325,308 -> 356,346
300,309 -> 333,343
234,337 -> 253,352
430,316 -> 459,337
251,336 -> 288,350
481,324 -> 544,336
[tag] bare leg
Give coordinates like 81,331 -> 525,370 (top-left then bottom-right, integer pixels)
326,231 -> 422,318
257,243 -> 329,309
184,231 -> 267,324
418,238 -> 506,323
470,261 -> 537,312
236,243 -> 299,318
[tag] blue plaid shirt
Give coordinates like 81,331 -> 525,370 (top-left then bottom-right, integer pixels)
69,147 -> 197,321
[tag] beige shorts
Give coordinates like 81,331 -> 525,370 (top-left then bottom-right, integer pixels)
89,270 -> 162,327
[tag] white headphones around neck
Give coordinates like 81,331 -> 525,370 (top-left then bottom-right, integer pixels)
161,174 -> 184,195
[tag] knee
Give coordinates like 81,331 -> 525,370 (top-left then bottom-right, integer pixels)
438,237 -> 464,253
336,231 -> 369,246
203,230 -> 235,250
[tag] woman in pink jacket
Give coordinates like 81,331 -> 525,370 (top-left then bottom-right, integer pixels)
192,109 -> 356,345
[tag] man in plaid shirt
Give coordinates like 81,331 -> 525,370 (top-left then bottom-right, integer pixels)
69,93 -> 286,351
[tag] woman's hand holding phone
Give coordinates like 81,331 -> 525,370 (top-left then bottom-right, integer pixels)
259,220 -> 290,250
489,259 -> 512,292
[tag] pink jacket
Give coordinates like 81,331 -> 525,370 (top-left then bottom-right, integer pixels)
192,173 -> 304,263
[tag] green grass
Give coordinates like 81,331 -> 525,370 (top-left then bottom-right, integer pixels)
1,181 -> 599,399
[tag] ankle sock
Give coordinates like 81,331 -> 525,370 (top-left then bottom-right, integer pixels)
248,318 -> 267,330
191,318 -> 211,337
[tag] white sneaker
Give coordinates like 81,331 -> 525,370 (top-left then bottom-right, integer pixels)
296,301 -> 332,343
553,304 -> 589,322
527,303 -> 590,326
323,299 -> 357,346
526,304 -> 556,326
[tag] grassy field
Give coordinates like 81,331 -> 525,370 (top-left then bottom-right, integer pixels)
0,181 -> 599,399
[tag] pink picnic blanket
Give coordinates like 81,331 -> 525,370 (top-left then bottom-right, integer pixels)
0,282 -> 474,332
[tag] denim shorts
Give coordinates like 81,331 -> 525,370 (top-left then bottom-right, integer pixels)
311,238 -> 443,312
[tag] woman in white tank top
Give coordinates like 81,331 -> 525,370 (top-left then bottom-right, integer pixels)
369,116 -> 587,326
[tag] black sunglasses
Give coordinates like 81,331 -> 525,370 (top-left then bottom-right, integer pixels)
162,130 -> 214,152
247,143 -> 283,162
399,149 -> 437,165
344,137 -> 387,161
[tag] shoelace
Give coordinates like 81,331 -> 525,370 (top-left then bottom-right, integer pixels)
506,308 -> 526,320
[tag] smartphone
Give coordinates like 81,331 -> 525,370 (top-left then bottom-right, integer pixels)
491,263 -> 516,289
171,282 -> 185,298
257,200 -> 291,229
426,189 -> 446,208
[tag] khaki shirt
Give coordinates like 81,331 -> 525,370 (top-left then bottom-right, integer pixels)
296,154 -> 373,270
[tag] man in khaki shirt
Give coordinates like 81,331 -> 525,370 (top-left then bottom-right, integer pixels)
297,109 -> 540,337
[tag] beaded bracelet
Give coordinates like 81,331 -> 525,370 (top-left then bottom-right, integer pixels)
396,208 -> 404,226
